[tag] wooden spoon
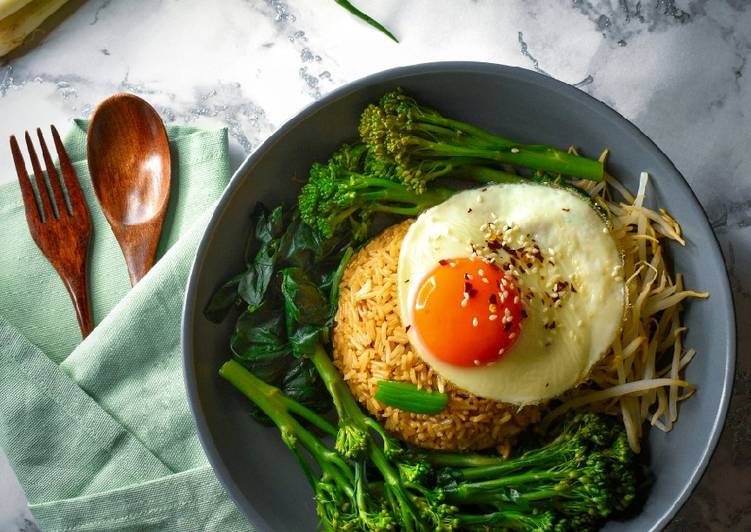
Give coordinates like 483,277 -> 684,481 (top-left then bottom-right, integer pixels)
87,93 -> 171,285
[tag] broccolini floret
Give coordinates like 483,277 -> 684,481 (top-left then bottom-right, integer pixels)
298,145 -> 454,240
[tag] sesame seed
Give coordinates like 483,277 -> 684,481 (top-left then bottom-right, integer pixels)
602,227 -> 608,233
460,299 -> 469,308
472,317 -> 479,327
489,314 -> 498,321
478,268 -> 485,276
513,295 -> 519,304
449,261 -> 457,267
498,348 -> 505,355
509,332 -> 516,339
510,147 -> 520,153
481,277 -> 489,284
473,359 -> 481,366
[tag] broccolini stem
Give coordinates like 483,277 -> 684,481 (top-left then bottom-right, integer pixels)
456,509 -> 550,529
369,441 -> 423,532
455,444 -> 579,481
309,342 -> 362,422
279,395 -> 337,436
357,185 -> 453,206
421,452 -> 507,468
451,468 -> 570,494
405,137 -> 603,181
451,166 -> 525,185
407,112 -> 511,147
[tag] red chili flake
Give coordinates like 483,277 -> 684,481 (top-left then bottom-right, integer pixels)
501,243 -> 518,257
487,239 -> 501,251
562,207 -> 571,212
464,273 -> 470,280
467,208 -> 473,213
405,325 -> 411,332
520,309 -> 528,319
571,284 -> 577,293
438,259 -> 449,266
548,260 -> 555,266
481,187 -> 488,192
463,282 -> 478,298
554,281 -> 569,292
504,321 -> 513,332
544,321 -> 557,330
489,293 -> 498,304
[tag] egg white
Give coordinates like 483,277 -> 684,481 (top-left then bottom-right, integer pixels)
397,183 -> 625,405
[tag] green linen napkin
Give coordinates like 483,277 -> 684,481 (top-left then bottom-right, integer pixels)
0,122 -> 252,531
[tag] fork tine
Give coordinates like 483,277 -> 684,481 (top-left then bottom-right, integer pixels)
24,131 -> 54,222
37,128 -> 70,217
9,135 -> 40,221
50,125 -> 87,218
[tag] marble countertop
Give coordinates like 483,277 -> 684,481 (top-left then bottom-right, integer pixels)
1,1 -> 749,530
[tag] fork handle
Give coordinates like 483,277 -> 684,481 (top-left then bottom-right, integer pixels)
61,272 -> 94,338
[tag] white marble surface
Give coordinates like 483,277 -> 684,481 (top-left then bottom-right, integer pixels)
1,0 -> 749,530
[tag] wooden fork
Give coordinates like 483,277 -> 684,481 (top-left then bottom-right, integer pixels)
10,126 -> 94,338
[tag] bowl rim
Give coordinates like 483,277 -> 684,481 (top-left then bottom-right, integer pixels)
181,61 -> 736,532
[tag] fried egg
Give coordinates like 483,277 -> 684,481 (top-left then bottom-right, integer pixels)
397,183 -> 625,405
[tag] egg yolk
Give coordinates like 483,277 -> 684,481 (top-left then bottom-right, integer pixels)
410,258 -> 525,367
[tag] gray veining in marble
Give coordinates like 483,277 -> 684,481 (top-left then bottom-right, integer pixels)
0,0 -> 749,530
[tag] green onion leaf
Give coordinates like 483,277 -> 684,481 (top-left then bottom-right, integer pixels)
375,380 -> 448,415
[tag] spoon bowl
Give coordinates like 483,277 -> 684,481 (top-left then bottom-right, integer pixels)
87,93 -> 171,285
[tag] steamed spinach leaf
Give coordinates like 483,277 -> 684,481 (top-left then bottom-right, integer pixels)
231,306 -> 291,384
206,201 -> 354,416
203,273 -> 243,323
238,206 -> 291,311
281,357 -> 331,414
281,267 -> 329,330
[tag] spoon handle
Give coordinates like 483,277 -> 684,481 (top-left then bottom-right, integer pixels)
113,220 -> 163,286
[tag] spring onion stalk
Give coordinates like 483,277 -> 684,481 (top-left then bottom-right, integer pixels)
334,0 -> 397,42
375,380 -> 449,414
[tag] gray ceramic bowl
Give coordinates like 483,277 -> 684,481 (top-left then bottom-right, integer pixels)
182,62 -> 735,531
